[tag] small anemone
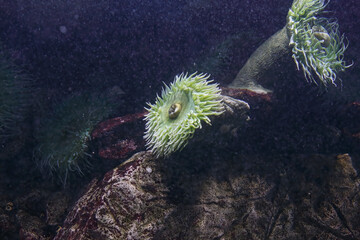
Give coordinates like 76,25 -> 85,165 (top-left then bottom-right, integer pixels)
287,0 -> 351,86
144,72 -> 224,158
34,92 -> 115,184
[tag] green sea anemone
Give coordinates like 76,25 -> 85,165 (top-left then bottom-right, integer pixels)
288,0 -> 350,86
35,92 -> 115,184
228,0 -> 350,91
144,73 -> 224,158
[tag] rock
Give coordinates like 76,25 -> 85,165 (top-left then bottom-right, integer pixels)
91,112 -> 146,160
0,209 -> 16,235
17,210 -> 50,240
325,154 -> 360,238
340,101 -> 360,150
54,151 -> 175,240
45,192 -> 70,226
55,151 -> 360,240
16,190 -> 46,215
0,187 -> 71,239
189,95 -> 250,146
219,95 -> 250,120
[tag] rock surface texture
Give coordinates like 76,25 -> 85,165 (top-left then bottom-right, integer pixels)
54,151 -> 175,240
55,151 -> 360,240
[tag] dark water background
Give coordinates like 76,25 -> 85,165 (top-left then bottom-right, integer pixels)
0,0 -> 358,112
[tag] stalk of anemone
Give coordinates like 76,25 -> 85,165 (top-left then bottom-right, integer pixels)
34,92 -> 115,184
228,0 -> 350,92
144,73 -> 224,158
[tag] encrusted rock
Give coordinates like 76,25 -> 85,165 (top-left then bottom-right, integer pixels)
45,192 -> 70,226
17,210 -> 50,240
55,151 -> 360,240
54,151 -> 175,240
91,112 -> 146,160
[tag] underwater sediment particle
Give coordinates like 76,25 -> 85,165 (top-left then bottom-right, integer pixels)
229,0 -> 350,92
144,72 -> 224,157
34,92 -> 115,184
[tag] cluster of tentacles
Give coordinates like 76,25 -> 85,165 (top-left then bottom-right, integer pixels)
287,0 -> 350,86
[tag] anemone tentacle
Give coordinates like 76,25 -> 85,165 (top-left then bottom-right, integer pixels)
287,0 -> 350,86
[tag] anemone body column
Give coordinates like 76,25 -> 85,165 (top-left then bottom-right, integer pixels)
228,27 -> 291,93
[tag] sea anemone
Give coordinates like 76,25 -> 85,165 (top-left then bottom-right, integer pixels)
34,92 -> 115,184
144,73 -> 224,158
287,0 -> 350,86
228,0 -> 350,91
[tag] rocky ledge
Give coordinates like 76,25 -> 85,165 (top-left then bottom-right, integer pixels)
55,150 -> 360,240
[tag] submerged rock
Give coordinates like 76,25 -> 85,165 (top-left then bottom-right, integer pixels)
55,151 -> 360,240
54,151 -> 175,240
17,210 -> 49,240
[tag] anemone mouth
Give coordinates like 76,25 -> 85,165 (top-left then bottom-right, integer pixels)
287,0 -> 350,86
312,25 -> 331,47
144,72 -> 224,158
160,89 -> 191,123
168,103 -> 182,119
